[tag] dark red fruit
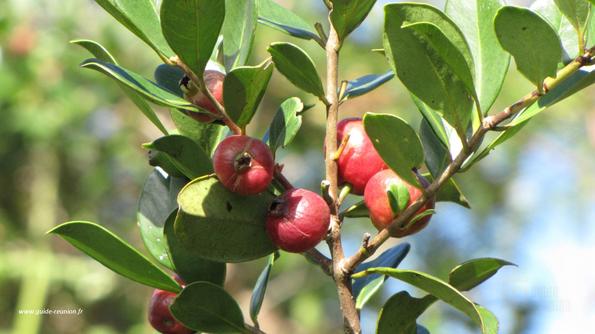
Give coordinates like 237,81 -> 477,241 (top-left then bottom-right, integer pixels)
213,135 -> 274,195
363,169 -> 435,237
337,118 -> 387,195
266,188 -> 330,253
148,289 -> 193,334
186,70 -> 225,123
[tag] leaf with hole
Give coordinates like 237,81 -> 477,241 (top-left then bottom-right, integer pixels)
223,0 -> 258,71
268,42 -> 325,100
445,0 -> 510,113
250,252 -> 279,327
494,6 -> 563,87
258,0 -> 319,41
223,60 -> 274,128
164,212 -> 226,285
174,175 -> 277,262
144,135 -> 213,180
94,0 -> 173,57
48,221 -> 180,293
265,97 -> 304,155
161,0 -> 225,77
363,113 -> 424,188
170,281 -> 245,333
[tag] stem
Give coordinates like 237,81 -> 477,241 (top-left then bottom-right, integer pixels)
324,18 -> 361,334
343,46 -> 595,272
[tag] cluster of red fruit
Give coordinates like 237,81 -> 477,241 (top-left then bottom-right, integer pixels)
147,71 -> 436,334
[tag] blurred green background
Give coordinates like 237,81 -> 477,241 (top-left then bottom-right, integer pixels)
0,0 -> 593,333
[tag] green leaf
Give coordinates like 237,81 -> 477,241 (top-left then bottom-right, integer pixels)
74,43 -> 169,134
363,113 -> 424,187
48,221 -> 180,293
330,0 -> 377,41
445,0 -> 510,113
223,0 -> 258,71
144,135 -> 213,180
355,268 -> 493,333
384,4 -> 476,136
223,61 -> 274,128
250,253 -> 278,327
80,58 -> 197,111
137,170 -> 185,269
265,97 -> 304,155
170,110 -> 227,156
532,0 -> 581,63
268,42 -> 325,100
170,282 -> 245,333
387,181 -> 410,215
164,212 -> 226,285
554,0 -> 592,34
353,243 -> 410,309
422,173 -> 470,208
420,118 -> 450,178
376,292 -> 434,334
258,0 -> 319,41
341,200 -> 369,218
174,175 -> 277,262
413,96 -> 450,148
342,71 -> 395,101
494,6 -> 563,87
154,64 -> 185,97
94,0 -> 173,57
449,258 -> 515,291
160,0 -> 225,77
70,39 -> 116,63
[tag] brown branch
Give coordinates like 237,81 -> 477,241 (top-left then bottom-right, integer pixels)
324,18 -> 362,334
343,46 -> 595,272
303,248 -> 333,276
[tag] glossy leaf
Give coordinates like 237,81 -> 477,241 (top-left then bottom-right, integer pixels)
161,0 -> 225,77
341,71 -> 394,101
532,0 -> 580,63
94,0 -> 173,57
354,268 -> 493,333
384,4 -> 476,137
223,61 -> 274,128
494,6 -> 563,87
80,58 -> 197,111
413,95 -> 450,148
258,0 -> 319,41
387,181 -> 410,215
445,0 -> 510,113
363,113 -> 424,187
250,253 -> 279,327
330,0 -> 377,41
174,175 -> 277,262
265,97 -> 304,154
170,282 -> 245,333
554,0 -> 592,34
353,243 -> 410,308
268,42 -> 325,100
376,292 -> 434,334
164,212 -> 226,285
144,135 -> 213,180
169,109 -> 227,156
341,200 -> 369,218
48,221 -> 180,293
420,118 -> 450,178
223,0 -> 258,71
449,258 -> 515,291
137,170 -> 184,269
422,173 -> 470,209
74,43 -> 169,134
154,64 -> 185,97
71,39 -> 116,63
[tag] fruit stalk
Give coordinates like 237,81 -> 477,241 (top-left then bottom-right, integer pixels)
324,18 -> 362,334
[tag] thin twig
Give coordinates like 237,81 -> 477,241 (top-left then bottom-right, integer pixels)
343,46 -> 595,272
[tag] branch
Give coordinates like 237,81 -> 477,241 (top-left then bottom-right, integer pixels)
343,46 -> 595,272
324,18 -> 362,334
303,248 -> 333,276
